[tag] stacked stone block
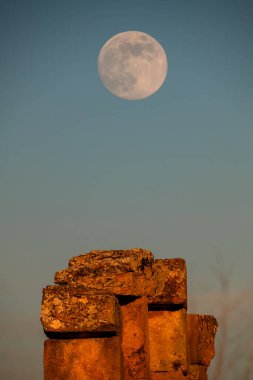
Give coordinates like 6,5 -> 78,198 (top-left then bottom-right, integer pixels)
41,248 -> 218,379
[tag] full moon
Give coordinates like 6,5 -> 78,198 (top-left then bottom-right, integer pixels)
98,31 -> 168,100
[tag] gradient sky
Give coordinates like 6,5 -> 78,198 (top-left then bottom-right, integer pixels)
1,1 -> 253,378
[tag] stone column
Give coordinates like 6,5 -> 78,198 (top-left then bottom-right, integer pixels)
187,314 -> 218,380
149,309 -> 188,379
121,296 -> 150,380
41,285 -> 123,380
44,337 -> 122,380
148,259 -> 189,380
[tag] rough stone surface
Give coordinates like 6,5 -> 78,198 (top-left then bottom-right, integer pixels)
44,337 -> 123,380
41,285 -> 120,333
151,372 -> 189,379
68,249 -> 154,271
54,249 -> 154,297
54,250 -> 186,305
148,259 -> 187,306
188,365 -> 208,380
148,309 -> 188,375
121,297 -> 150,379
188,314 -> 218,366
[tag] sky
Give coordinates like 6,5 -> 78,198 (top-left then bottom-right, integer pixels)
1,0 -> 253,378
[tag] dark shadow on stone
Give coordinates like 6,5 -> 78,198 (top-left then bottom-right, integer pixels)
44,331 -> 118,339
148,303 -> 187,311
117,295 -> 139,306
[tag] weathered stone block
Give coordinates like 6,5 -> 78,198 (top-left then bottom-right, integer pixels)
41,285 -> 121,333
68,249 -> 154,271
148,259 -> 187,306
188,365 -> 207,380
54,250 -> 187,306
187,314 -> 218,366
148,309 -> 188,375
54,249 -> 154,297
121,297 -> 150,379
44,337 -> 123,380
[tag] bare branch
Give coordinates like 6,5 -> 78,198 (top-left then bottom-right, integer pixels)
242,338 -> 253,380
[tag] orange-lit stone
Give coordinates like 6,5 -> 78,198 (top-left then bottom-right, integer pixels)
148,259 -> 187,306
41,285 -> 121,334
148,309 -> 188,375
44,337 -> 123,380
188,315 -> 218,366
68,248 -> 154,271
188,365 -> 207,380
54,249 -> 154,297
151,371 -> 189,379
121,297 -> 150,379
41,248 -> 219,380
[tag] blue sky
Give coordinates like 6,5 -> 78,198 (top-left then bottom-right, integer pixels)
1,1 -> 253,378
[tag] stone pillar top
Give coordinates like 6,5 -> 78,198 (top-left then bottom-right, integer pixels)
53,248 -> 187,306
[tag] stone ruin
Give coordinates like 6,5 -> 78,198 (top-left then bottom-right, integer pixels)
41,249 -> 218,380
